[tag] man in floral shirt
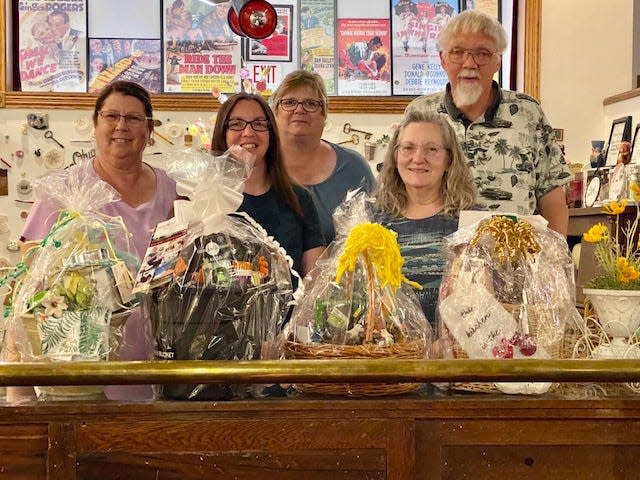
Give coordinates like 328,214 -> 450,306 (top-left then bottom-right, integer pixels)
406,10 -> 571,235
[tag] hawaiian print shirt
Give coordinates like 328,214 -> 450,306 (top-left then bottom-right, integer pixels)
406,82 -> 572,215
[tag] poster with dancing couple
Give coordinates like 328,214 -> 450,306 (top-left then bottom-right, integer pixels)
163,0 -> 242,93
17,1 -> 87,92
391,0 -> 458,95
336,18 -> 391,96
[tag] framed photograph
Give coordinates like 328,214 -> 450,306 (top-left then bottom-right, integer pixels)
584,175 -> 601,207
553,128 -> 564,142
605,116 -> 632,166
630,124 -> 640,164
247,5 -> 293,62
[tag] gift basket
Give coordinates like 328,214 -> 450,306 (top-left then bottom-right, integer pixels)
136,147 -> 295,400
438,214 -> 582,394
282,193 -> 432,396
0,162 -> 138,399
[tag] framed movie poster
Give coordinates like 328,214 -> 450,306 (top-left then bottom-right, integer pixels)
248,5 -> 293,62
605,116 -> 632,167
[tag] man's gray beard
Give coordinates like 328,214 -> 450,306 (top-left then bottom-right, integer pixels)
452,82 -> 483,108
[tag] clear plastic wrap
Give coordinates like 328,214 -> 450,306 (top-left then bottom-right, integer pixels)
137,147 -> 295,400
0,161 -> 138,397
281,192 -> 432,396
438,213 -> 582,394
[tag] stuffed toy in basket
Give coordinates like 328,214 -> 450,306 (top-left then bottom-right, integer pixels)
437,213 -> 582,394
282,192 -> 432,396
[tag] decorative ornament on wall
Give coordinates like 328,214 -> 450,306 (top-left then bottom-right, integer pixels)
43,149 -> 65,169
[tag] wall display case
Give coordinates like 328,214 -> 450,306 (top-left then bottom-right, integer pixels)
0,0 -> 543,112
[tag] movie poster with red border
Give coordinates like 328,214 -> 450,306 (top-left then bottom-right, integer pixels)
163,0 -> 242,93
336,18 -> 391,96
18,1 -> 87,92
248,5 -> 293,62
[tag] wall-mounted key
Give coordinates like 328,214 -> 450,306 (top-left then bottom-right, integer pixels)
338,134 -> 360,145
44,130 -> 65,148
343,123 -> 373,139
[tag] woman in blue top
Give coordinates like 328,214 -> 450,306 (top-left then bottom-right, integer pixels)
374,110 -> 476,328
271,70 -> 376,244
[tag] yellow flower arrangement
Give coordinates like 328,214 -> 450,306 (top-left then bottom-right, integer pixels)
582,183 -> 640,289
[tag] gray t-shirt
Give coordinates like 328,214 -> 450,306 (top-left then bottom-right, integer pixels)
379,212 -> 459,329
305,141 -> 376,243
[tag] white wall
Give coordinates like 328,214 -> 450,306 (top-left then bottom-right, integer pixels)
540,0 -> 634,166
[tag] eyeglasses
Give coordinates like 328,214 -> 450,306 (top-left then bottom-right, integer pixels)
447,48 -> 497,66
395,143 -> 446,158
225,118 -> 270,131
98,111 -> 151,127
278,98 -> 323,113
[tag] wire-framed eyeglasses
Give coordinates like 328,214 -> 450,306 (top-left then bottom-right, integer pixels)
395,143 -> 446,158
98,111 -> 152,127
446,48 -> 498,66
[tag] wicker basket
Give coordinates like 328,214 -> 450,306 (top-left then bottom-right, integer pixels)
283,340 -> 426,396
448,303 -> 563,394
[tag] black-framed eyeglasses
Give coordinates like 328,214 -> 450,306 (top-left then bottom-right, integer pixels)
98,110 -> 152,127
225,118 -> 270,131
278,98 -> 323,113
446,48 -> 498,66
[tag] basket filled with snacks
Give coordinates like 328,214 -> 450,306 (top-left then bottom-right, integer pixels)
437,214 -> 581,395
282,193 -> 432,396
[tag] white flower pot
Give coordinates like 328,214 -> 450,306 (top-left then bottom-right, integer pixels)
583,288 -> 640,339
584,288 -> 640,360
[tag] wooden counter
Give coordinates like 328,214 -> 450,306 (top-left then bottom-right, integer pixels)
2,392 -> 639,479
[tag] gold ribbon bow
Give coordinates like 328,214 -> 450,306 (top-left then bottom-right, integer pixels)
470,216 -> 541,265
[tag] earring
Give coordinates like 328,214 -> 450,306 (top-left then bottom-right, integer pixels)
147,136 -> 155,146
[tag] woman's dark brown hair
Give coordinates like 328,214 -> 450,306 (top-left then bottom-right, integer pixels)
92,80 -> 154,128
211,92 -> 302,216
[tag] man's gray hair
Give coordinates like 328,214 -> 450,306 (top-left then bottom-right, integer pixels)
438,9 -> 508,53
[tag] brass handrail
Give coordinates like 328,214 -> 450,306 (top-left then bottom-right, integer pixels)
0,359 -> 639,386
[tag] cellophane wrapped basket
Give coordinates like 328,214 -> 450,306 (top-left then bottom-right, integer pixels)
136,147 -> 295,400
282,192 -> 432,396
0,161 -> 138,399
437,214 -> 582,395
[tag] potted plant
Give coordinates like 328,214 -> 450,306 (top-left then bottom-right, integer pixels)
581,184 -> 640,358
